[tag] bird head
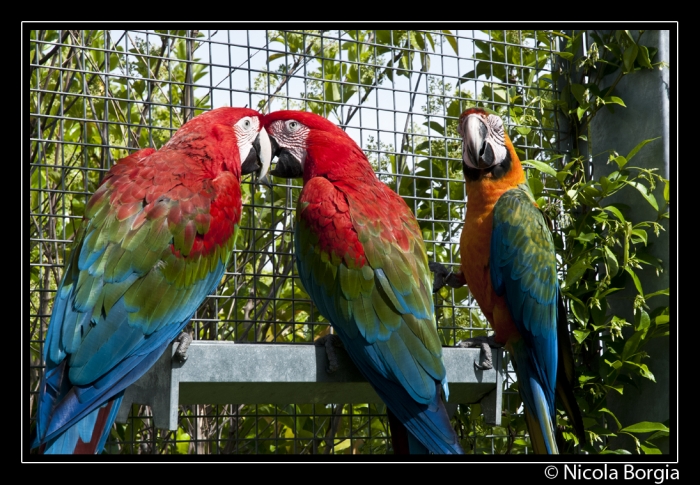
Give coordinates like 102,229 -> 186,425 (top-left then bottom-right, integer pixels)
167,107 -> 272,184
458,108 -> 513,181
263,110 -> 372,183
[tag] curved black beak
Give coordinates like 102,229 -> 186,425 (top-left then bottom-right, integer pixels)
268,135 -> 304,179
241,127 -> 272,186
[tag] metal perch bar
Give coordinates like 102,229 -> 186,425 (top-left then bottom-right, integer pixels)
117,342 -> 504,431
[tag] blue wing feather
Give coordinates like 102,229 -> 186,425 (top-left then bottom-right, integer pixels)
34,181 -> 233,454
37,258 -> 227,451
490,186 -> 559,452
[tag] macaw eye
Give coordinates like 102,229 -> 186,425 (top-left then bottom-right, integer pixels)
286,120 -> 300,132
237,117 -> 254,131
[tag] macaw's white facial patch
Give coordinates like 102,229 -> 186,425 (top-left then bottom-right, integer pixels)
267,119 -> 310,169
234,116 -> 262,165
460,113 -> 507,170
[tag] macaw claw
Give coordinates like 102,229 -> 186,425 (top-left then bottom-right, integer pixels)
174,332 -> 193,363
315,333 -> 345,374
428,262 -> 466,293
456,335 -> 502,371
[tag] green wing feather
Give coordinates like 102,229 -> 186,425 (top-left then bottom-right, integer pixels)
295,177 -> 446,403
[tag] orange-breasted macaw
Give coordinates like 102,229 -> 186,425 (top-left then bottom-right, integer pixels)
264,110 -> 464,454
32,107 -> 272,454
431,108 -> 584,454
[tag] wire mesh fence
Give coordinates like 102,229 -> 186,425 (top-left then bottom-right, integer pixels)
28,29 -> 568,455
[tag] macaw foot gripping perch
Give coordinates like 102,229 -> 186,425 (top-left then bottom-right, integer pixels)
314,333 -> 345,374
428,262 -> 466,293
456,336 -> 503,371
174,332 -> 193,363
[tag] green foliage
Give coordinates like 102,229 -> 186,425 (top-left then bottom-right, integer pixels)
547,30 -> 669,455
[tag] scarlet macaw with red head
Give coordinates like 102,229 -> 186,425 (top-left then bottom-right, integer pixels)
32,107 -> 272,454
264,110 -> 463,454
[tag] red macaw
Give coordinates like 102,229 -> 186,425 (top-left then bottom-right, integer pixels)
263,110 -> 463,454
32,107 -> 272,454
431,108 -> 584,454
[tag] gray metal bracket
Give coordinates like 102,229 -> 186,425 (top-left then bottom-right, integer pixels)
117,342 -> 504,430
478,350 -> 504,426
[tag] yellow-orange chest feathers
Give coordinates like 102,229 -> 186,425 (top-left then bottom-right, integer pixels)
459,151 -> 526,339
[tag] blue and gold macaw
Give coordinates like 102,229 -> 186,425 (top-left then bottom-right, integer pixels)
432,108 -> 584,453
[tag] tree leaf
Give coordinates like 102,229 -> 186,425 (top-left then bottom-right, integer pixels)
176,429 -> 191,454
621,331 -> 643,361
627,182 -> 659,211
645,288 -> 669,299
528,176 -> 544,198
603,205 -> 626,222
647,430 -> 670,441
570,83 -> 587,105
631,228 -> 648,246
564,260 -> 593,289
522,159 -> 558,178
575,232 -> 595,244
333,439 -> 351,451
570,299 -> 589,326
573,329 -> 590,344
623,44 -> 639,73
640,442 -> 662,454
635,308 -> 651,332
591,298 -> 607,326
626,137 -> 659,161
612,155 -> 628,169
627,362 -> 656,382
424,120 -> 445,135
625,267 -> 644,295
654,314 -> 670,328
556,51 -> 574,61
411,31 -> 425,50
599,408 -> 622,429
425,33 -> 436,52
620,422 -> 669,434
637,45 -> 653,69
602,96 -> 626,107
577,105 -> 587,120
604,246 -> 619,277
442,30 -> 458,55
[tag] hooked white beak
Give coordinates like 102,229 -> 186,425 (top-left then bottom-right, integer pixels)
256,126 -> 272,186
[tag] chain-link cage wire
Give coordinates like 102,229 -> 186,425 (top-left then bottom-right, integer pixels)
28,29 -> 570,455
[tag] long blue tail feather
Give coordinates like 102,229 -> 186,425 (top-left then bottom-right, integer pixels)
41,393 -> 124,454
342,334 -> 463,454
510,338 -> 558,454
